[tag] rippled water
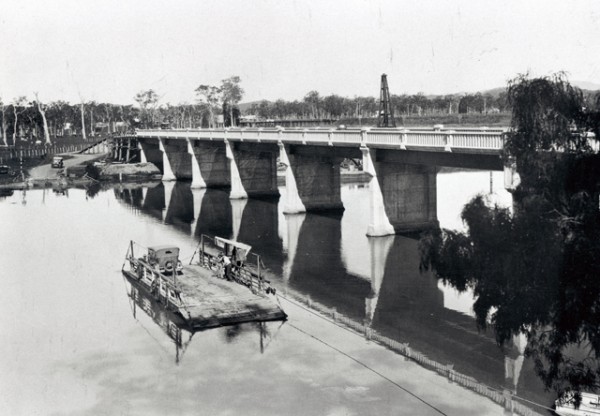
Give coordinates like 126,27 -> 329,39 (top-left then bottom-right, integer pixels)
0,169 -> 554,415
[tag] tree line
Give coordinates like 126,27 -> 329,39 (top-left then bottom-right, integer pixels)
2,74 -> 598,146
248,90 -> 511,121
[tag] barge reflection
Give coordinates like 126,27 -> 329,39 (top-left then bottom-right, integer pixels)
123,274 -> 282,363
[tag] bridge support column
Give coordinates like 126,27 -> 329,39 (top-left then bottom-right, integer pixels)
138,141 -> 147,163
286,145 -> 344,211
362,147 -> 395,237
278,142 -> 306,214
158,138 -> 176,181
225,139 -> 248,199
186,138 -> 206,189
371,149 -> 439,233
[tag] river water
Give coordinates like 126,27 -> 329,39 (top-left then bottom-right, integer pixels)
0,168 -> 556,415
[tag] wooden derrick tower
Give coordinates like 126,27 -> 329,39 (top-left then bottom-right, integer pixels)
377,74 -> 396,128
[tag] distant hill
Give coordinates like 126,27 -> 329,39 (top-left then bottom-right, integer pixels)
573,80 -> 600,91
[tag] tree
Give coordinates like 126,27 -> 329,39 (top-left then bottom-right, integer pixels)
0,97 -> 7,146
195,85 -> 221,128
503,73 -> 599,194
134,90 -> 160,128
34,93 -> 52,145
11,96 -> 28,143
79,100 -> 87,140
322,94 -> 345,118
220,76 -> 244,127
304,91 -> 321,119
419,74 -> 600,398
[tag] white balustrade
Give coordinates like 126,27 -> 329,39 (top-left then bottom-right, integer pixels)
135,128 -> 506,153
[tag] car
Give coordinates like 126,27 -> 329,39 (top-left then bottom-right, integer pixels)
146,245 -> 183,274
0,165 -> 9,174
51,157 -> 64,168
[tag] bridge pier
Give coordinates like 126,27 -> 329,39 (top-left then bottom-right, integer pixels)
362,147 -> 395,237
159,138 -> 188,181
138,141 -> 147,163
225,140 -> 248,199
186,138 -> 206,188
368,148 -> 439,234
227,141 -> 279,199
278,142 -> 306,214
286,145 -> 345,211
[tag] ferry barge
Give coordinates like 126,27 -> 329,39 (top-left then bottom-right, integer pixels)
121,235 -> 286,329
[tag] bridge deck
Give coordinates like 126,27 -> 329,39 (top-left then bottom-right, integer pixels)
132,127 -> 506,155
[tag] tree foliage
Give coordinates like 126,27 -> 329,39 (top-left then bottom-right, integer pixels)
419,74 -> 600,398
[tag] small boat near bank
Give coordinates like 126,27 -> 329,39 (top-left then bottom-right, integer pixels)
555,392 -> 600,416
121,235 -> 287,330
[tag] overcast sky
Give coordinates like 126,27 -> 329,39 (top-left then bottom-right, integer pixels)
1,0 -> 599,105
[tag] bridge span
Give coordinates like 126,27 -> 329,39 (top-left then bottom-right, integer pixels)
112,127 -> 508,236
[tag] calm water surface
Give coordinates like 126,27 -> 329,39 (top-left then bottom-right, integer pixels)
0,169 -> 554,415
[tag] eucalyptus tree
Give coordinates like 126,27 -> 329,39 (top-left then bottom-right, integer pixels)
11,96 -> 28,143
33,93 -> 52,145
87,101 -> 98,137
220,76 -> 244,127
195,85 -> 221,128
0,97 -> 7,146
304,91 -> 321,119
134,90 -> 160,128
322,94 -> 345,118
419,74 -> 600,399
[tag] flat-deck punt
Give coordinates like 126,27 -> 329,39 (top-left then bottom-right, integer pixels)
122,238 -> 286,329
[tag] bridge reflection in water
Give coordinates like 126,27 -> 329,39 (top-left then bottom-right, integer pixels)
113,171 -> 554,412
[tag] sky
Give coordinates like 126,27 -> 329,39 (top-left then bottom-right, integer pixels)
1,0 -> 600,106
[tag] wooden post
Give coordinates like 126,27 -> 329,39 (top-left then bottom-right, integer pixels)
257,255 -> 261,291
201,234 -> 205,266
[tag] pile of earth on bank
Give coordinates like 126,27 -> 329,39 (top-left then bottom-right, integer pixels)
99,162 -> 162,180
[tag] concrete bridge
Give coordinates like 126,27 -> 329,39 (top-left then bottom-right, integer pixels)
113,126 -> 507,236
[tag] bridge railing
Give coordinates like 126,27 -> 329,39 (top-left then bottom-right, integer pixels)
135,127 -> 506,153
452,132 -> 505,150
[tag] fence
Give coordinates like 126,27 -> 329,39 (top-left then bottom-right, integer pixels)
282,291 -> 547,416
0,143 -> 89,164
